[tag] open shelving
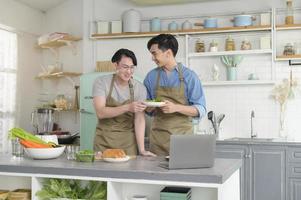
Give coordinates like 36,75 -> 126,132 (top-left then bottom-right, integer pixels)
189,49 -> 273,58
35,72 -> 82,79
91,25 -> 271,39
202,80 -> 275,86
37,35 -> 81,48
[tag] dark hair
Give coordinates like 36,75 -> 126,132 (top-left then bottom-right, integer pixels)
111,48 -> 137,66
147,34 -> 178,56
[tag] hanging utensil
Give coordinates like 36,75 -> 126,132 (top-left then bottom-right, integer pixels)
74,85 -> 80,110
207,111 -> 217,134
288,65 -> 295,99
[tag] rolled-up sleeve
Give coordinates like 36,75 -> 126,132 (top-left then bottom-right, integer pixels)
186,70 -> 206,119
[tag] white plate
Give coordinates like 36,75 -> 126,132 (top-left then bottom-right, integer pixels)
24,146 -> 65,160
143,101 -> 165,107
103,155 -> 130,163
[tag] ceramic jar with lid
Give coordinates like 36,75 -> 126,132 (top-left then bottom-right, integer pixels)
122,9 -> 141,32
209,40 -> 218,52
150,17 -> 161,32
182,20 -> 192,30
195,39 -> 205,52
168,21 -> 178,31
225,36 -> 235,51
241,39 -> 252,50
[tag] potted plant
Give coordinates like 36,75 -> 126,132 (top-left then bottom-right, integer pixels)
221,55 -> 243,81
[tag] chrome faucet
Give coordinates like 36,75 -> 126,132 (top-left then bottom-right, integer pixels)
251,110 -> 257,138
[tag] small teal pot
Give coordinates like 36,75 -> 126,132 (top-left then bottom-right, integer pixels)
227,67 -> 237,81
204,18 -> 217,28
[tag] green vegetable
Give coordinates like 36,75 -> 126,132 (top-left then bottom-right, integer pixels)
9,128 -> 48,145
146,97 -> 162,102
76,150 -> 95,162
36,179 -> 107,200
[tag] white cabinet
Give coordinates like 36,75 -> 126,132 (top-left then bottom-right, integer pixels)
0,171 -> 240,200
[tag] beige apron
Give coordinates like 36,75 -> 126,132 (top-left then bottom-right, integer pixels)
150,64 -> 193,156
94,74 -> 138,155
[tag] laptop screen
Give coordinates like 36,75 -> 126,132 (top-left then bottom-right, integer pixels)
168,134 -> 216,169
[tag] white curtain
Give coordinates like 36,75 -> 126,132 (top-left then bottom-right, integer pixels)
0,29 -> 17,153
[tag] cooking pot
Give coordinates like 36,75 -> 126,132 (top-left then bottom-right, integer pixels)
194,18 -> 217,29
231,15 -> 256,27
57,132 -> 79,144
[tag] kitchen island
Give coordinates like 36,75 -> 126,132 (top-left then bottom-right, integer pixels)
0,154 -> 241,200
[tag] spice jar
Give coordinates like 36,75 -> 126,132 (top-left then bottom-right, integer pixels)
241,39 -> 252,50
283,43 -> 295,56
54,94 -> 68,110
225,36 -> 235,51
285,0 -> 294,25
209,40 -> 218,52
195,39 -> 205,52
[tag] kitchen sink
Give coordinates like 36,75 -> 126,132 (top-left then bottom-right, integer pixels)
225,137 -> 274,142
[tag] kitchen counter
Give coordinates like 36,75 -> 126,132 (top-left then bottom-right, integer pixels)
217,138 -> 301,146
0,154 -> 241,184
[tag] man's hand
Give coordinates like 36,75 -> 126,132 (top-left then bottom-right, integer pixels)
160,100 -> 179,113
140,150 -> 156,157
128,101 -> 147,113
145,106 -> 156,113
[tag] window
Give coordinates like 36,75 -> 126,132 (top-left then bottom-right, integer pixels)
0,29 -> 17,153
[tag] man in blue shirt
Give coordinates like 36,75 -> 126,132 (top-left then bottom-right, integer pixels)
144,34 -> 206,156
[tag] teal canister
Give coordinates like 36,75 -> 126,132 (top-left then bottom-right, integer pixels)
168,21 -> 178,31
150,17 -> 161,32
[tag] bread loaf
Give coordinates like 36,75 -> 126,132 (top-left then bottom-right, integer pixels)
102,149 -> 126,158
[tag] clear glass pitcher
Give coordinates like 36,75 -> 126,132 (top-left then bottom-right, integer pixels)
31,108 -> 55,134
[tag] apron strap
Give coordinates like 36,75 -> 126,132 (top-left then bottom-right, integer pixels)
128,79 -> 134,102
107,74 -> 116,100
155,68 -> 161,98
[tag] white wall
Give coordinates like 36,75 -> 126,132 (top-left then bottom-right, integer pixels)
82,0 -> 301,140
0,0 -> 44,35
42,0 -> 83,133
0,0 -> 45,131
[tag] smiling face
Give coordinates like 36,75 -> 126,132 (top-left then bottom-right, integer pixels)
115,56 -> 136,83
149,44 -> 172,67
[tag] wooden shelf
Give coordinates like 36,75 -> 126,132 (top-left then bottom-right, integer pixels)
91,25 -> 271,39
38,35 -> 81,48
276,24 -> 301,30
36,72 -> 82,79
53,108 -> 79,112
275,55 -> 301,61
189,49 -> 272,57
203,80 -> 275,86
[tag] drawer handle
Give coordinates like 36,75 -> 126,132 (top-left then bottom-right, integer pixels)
84,96 -> 93,99
294,167 -> 301,173
294,152 -> 301,158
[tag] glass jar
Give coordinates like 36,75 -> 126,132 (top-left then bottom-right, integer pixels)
195,39 -> 205,52
285,0 -> 294,25
225,36 -> 235,51
209,40 -> 218,52
54,94 -> 68,110
241,39 -> 252,50
283,43 -> 295,56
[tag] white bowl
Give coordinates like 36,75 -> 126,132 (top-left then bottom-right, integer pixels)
24,146 -> 65,160
143,101 -> 165,107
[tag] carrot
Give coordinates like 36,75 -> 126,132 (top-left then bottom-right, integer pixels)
20,140 -> 52,148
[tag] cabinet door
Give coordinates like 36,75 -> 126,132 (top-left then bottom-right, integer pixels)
251,146 -> 286,200
288,179 -> 301,200
216,144 -> 249,200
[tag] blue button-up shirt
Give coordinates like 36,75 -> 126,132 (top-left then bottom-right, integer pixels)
143,64 -> 206,119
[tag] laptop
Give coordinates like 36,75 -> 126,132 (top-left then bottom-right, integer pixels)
160,134 -> 216,169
